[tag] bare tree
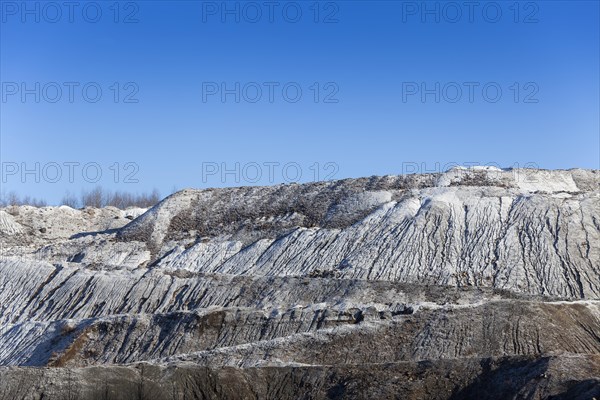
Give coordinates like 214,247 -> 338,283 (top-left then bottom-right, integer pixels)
30,197 -> 47,207
0,192 -> 47,207
61,191 -> 80,208
2,187 -> 161,209
7,192 -> 19,206
81,186 -> 106,208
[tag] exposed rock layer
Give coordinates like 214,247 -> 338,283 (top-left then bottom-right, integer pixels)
0,168 -> 598,399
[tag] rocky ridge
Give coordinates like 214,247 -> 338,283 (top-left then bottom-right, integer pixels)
0,167 -> 598,399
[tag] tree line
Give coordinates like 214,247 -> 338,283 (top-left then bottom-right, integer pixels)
0,187 -> 162,209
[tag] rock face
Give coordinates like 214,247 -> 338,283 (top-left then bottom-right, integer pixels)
0,167 -> 598,399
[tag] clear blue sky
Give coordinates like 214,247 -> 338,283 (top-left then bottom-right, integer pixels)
1,0 -> 599,204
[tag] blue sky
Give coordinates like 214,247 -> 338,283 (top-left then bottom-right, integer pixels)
1,0 -> 599,203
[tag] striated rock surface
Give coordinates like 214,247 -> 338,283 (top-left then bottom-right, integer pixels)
0,167 -> 598,399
